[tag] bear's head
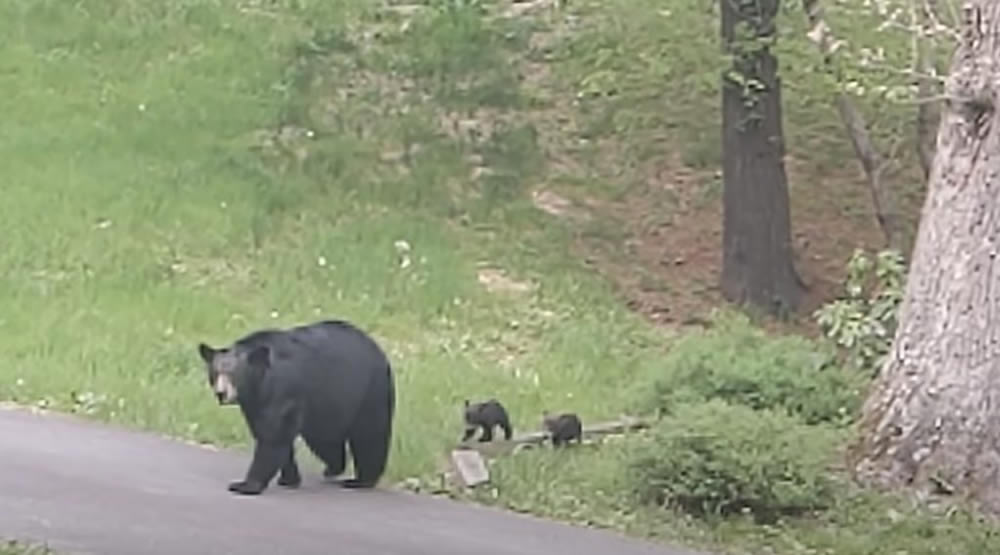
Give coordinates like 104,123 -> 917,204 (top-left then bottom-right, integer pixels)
462,399 -> 489,435
196,342 -> 270,405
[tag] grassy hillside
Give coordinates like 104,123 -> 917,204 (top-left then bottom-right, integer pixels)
0,0 -> 670,479
3,1 -> 996,554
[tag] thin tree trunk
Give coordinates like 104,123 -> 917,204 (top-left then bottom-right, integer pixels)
720,0 -> 805,316
851,1 -> 1000,515
834,95 -> 903,250
802,0 -> 904,250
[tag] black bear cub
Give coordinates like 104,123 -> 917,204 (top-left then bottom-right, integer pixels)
197,319 -> 395,495
462,399 -> 513,442
542,411 -> 582,447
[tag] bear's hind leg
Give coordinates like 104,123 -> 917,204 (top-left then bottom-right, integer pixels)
343,431 -> 390,489
340,361 -> 395,489
277,444 -> 301,488
304,436 -> 347,480
342,397 -> 393,489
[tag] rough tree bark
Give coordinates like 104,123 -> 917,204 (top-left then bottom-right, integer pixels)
720,0 -> 805,315
851,1 -> 1000,516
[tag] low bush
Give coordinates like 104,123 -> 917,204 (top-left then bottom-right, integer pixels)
814,248 -> 906,375
638,313 -> 869,427
627,400 -> 842,524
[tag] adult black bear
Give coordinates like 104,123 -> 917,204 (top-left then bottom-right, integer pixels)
197,319 -> 395,495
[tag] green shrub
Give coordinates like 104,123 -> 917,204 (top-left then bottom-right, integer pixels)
639,313 -> 869,427
628,400 -> 841,524
814,248 -> 906,374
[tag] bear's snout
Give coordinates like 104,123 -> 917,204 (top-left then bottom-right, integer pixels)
213,374 -> 237,404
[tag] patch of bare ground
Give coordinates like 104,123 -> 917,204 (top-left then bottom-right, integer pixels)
534,148 -> 910,335
512,12 -> 924,335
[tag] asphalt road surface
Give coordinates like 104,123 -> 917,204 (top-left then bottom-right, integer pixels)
0,405 -> 706,555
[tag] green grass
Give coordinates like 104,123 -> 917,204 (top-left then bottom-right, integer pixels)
2,1 -> 994,554
0,0 -> 666,480
465,452 -> 1000,555
0,541 -> 52,555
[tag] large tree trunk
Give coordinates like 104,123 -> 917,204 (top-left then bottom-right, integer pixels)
720,0 -> 805,315
851,1 -> 1000,516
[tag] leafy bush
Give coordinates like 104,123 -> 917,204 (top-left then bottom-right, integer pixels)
628,400 -> 841,524
814,248 -> 906,374
639,313 -> 868,427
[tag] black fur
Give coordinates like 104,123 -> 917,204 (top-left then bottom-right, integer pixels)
542,412 -> 582,447
462,399 -> 513,442
197,319 -> 395,495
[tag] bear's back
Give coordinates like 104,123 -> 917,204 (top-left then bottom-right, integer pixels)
269,320 -> 392,440
285,321 -> 388,369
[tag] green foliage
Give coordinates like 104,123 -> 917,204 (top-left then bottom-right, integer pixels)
814,248 -> 906,373
638,313 -> 868,427
627,400 -> 841,524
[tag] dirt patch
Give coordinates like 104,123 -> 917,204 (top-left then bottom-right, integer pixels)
477,267 -> 536,294
559,149 -> 906,334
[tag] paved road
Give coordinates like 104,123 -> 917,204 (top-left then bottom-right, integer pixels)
0,405 -> 704,555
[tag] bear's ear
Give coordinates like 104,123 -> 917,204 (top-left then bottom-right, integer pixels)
197,343 -> 216,364
246,345 -> 271,370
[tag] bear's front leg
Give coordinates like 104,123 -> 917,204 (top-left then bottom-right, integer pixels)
230,402 -> 302,496
229,440 -> 291,495
228,479 -> 265,495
